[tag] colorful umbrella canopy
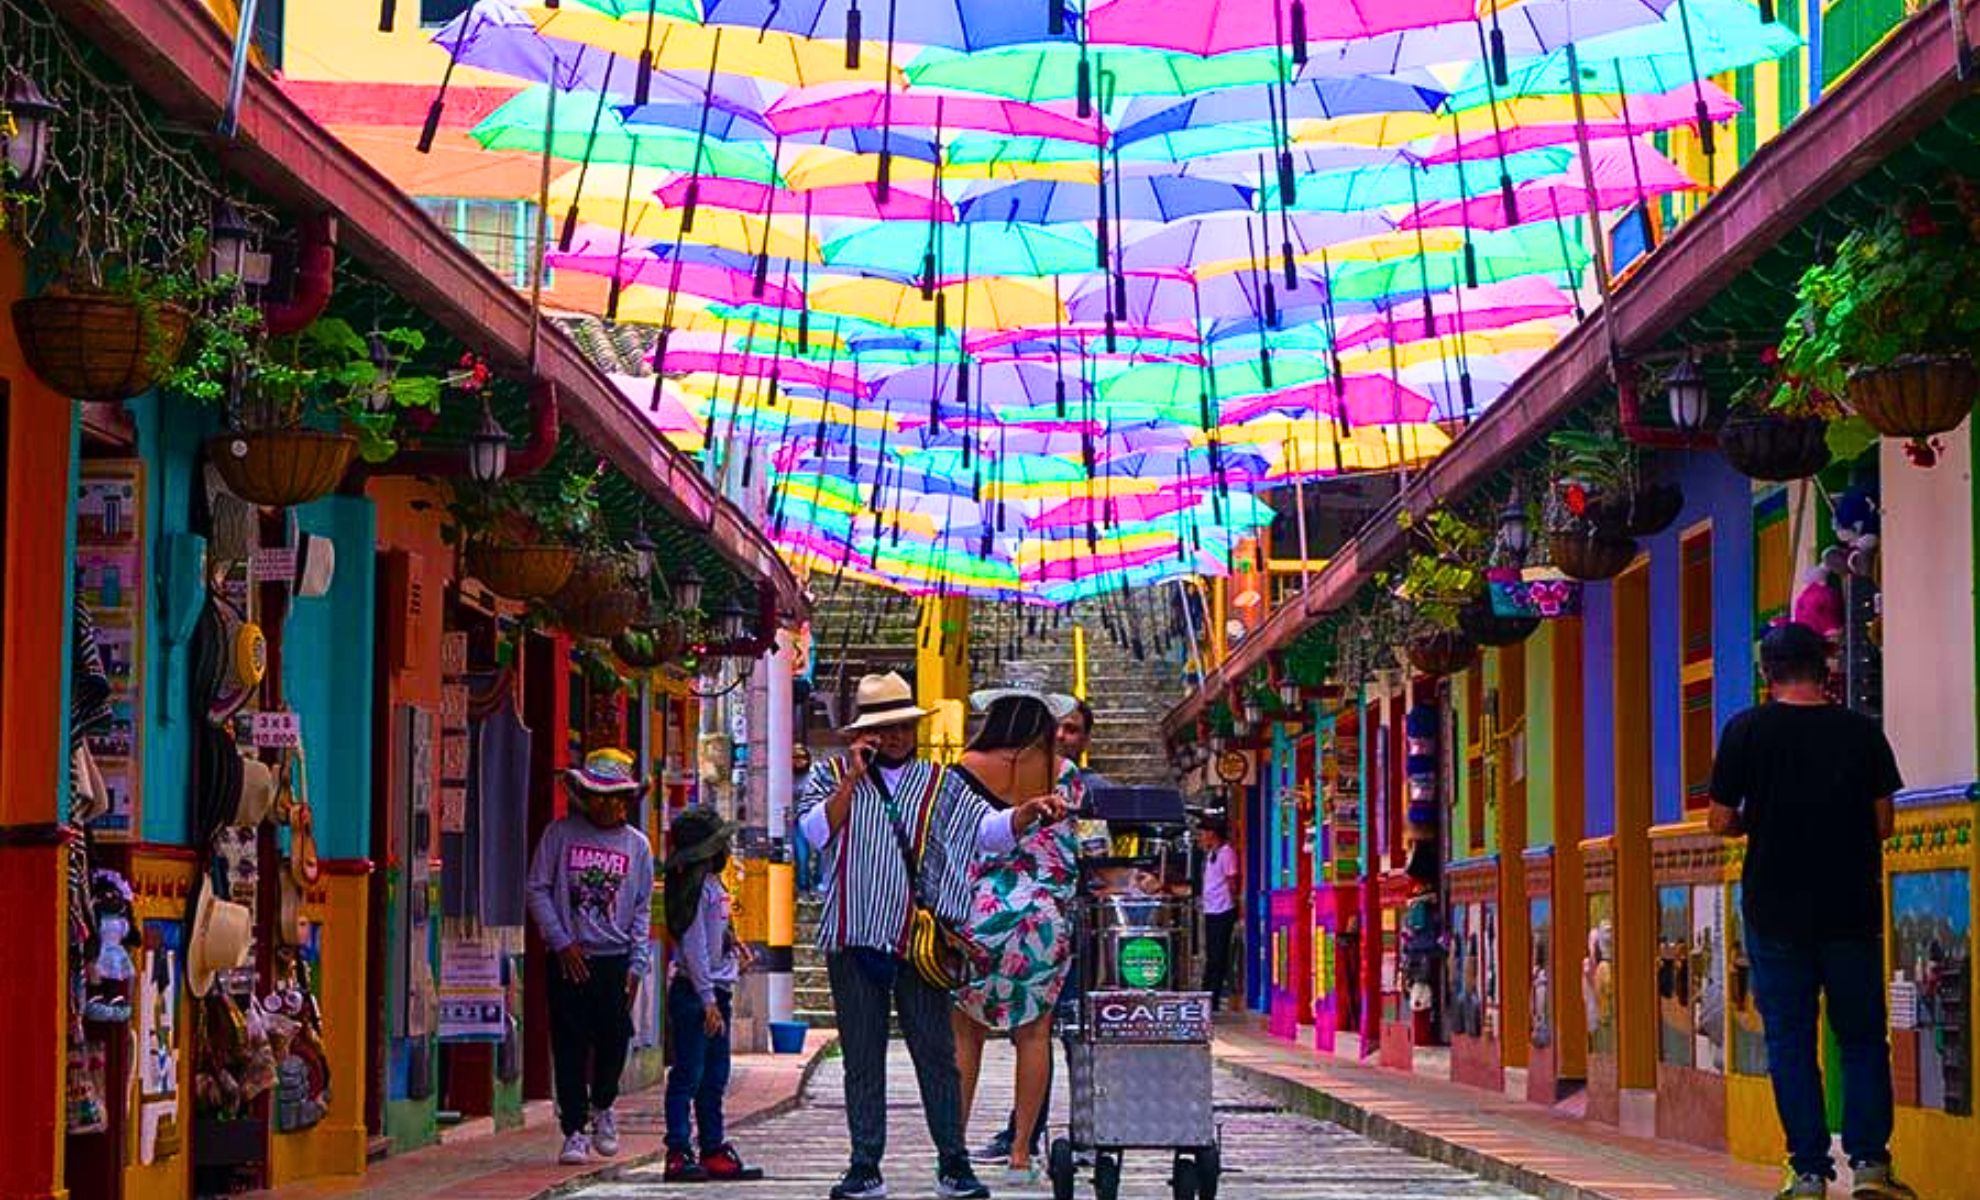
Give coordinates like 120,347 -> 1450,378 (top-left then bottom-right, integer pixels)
329,0 -> 1800,603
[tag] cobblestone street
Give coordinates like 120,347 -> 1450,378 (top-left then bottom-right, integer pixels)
570,1042 -> 1530,1200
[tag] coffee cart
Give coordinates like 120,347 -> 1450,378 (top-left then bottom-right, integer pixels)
1049,787 -> 1222,1200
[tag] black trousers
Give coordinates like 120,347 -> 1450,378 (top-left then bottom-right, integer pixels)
546,953 -> 634,1137
1203,911 -> 1239,1008
826,951 -> 969,1174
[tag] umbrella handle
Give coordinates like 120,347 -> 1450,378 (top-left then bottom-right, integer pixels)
847,1 -> 863,69
1050,0 -> 1065,37
1289,1 -> 1308,67
1282,242 -> 1297,292
558,204 -> 581,253
1077,57 -> 1093,119
1489,27 -> 1508,89
683,179 -> 701,232
378,0 -> 396,33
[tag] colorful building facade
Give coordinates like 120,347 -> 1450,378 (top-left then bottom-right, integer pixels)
1171,5 -> 1980,1197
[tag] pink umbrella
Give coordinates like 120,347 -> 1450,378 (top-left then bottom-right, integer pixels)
659,349 -> 869,398
1026,542 -> 1179,583
1334,279 -> 1576,351
766,83 -> 1103,145
546,251 -> 806,308
608,373 -> 705,438
653,176 -> 955,222
1218,375 -> 1438,426
1089,0 -> 1477,55
1413,83 -> 1742,166
1029,493 -> 1206,530
963,321 -> 1200,353
1402,138 -> 1700,231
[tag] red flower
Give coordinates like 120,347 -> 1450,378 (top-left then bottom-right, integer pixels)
1562,482 -> 1588,517
1906,206 -> 1940,239
1759,346 -> 1780,367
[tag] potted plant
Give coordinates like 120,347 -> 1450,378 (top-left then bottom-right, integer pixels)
1395,509 -> 1539,648
1777,204 -> 1980,465
551,553 -> 646,640
453,469 -> 603,601
1715,344 -> 1839,481
167,312 -> 441,506
12,263 -> 200,403
1543,428 -> 1643,580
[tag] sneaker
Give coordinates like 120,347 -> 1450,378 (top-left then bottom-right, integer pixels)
830,1165 -> 887,1199
591,1109 -> 620,1157
1850,1163 -> 1918,1200
558,1132 -> 591,1165
664,1149 -> 708,1183
937,1164 -> 992,1199
1776,1173 -> 1828,1200
1002,1162 -> 1041,1186
703,1143 -> 764,1181
970,1132 -> 1014,1164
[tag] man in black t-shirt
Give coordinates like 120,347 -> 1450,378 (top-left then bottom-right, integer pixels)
1708,623 -> 1914,1200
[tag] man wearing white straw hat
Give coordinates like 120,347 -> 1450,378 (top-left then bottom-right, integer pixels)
798,672 -> 1065,1200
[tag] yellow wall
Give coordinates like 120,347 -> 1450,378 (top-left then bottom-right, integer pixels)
268,868 -> 372,1185
124,852 -> 197,1200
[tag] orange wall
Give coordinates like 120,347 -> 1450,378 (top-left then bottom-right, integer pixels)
0,242 -> 79,1200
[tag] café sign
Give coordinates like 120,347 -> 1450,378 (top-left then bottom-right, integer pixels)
1088,990 -> 1212,1043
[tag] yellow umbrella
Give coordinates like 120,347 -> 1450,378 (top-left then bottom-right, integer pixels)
549,166 -> 821,259
524,7 -> 900,88
809,276 -> 1064,331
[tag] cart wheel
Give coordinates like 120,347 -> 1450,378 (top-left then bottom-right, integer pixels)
1196,1143 -> 1221,1200
1169,1152 -> 1199,1200
1049,1138 -> 1076,1200
1092,1151 -> 1122,1200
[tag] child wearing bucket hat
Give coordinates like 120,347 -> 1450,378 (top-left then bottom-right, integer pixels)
659,806 -> 762,1184
525,748 -> 655,1166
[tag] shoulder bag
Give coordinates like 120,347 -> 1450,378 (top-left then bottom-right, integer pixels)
871,767 -> 977,992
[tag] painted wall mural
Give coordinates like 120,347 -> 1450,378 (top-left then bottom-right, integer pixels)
1889,869 -> 1972,1116
1728,881 -> 1767,1076
1585,891 -> 1617,1057
1531,896 -> 1553,1050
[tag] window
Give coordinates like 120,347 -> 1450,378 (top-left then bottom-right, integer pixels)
1680,526 -> 1715,811
415,198 -> 552,289
421,0 -> 474,27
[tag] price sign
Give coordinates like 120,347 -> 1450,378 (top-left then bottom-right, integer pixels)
249,547 -> 296,584
251,710 -> 302,749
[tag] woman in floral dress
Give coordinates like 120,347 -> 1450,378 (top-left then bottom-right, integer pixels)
950,688 -> 1084,1186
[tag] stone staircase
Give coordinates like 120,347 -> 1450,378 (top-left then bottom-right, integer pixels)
794,894 -> 835,1028
968,597 -> 1185,788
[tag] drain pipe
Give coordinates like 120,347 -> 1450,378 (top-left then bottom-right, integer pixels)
263,214 -> 336,337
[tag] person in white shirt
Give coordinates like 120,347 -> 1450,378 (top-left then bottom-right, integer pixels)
1197,816 -> 1240,1011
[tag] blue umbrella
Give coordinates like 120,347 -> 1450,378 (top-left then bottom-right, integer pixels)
700,0 -> 1080,54
957,177 -> 1255,225
1111,76 -> 1447,149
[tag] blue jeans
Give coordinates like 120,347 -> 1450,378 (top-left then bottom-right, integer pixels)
665,977 -> 733,1154
1747,931 -> 1894,1179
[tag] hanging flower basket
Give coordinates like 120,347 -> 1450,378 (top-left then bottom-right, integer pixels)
1847,353 -> 1978,441
466,542 -> 577,600
611,621 -> 685,670
557,589 -> 643,640
551,553 -> 626,610
11,293 -> 192,403
1586,481 -> 1684,539
1718,409 -> 1831,481
206,430 -> 358,508
1406,629 -> 1477,678
1457,597 -> 1539,648
1547,530 -> 1639,581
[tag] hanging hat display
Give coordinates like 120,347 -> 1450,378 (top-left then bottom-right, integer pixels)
205,598 -> 266,727
232,755 -> 277,828
188,887 -> 254,997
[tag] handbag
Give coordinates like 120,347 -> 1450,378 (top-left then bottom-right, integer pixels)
871,769 -> 976,992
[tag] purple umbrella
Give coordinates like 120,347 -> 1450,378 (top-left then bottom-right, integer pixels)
1296,0 -> 1677,81
1111,77 -> 1445,149
957,177 -> 1254,225
1116,210 -> 1391,274
701,0 -> 1080,54
1068,270 -> 1327,327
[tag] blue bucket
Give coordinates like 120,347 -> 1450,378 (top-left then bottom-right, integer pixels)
769,1020 -> 808,1055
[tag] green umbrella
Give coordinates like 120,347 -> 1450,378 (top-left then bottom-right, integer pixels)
1258,147 -> 1574,213
563,0 -> 704,17
474,87 -> 783,183
822,221 -> 1096,278
1327,225 -> 1585,303
906,43 -> 1280,103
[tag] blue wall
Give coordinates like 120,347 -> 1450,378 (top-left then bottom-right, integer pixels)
285,498 -> 378,860
1643,452 -> 1755,826
1581,583 -> 1617,840
133,395 -> 212,847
